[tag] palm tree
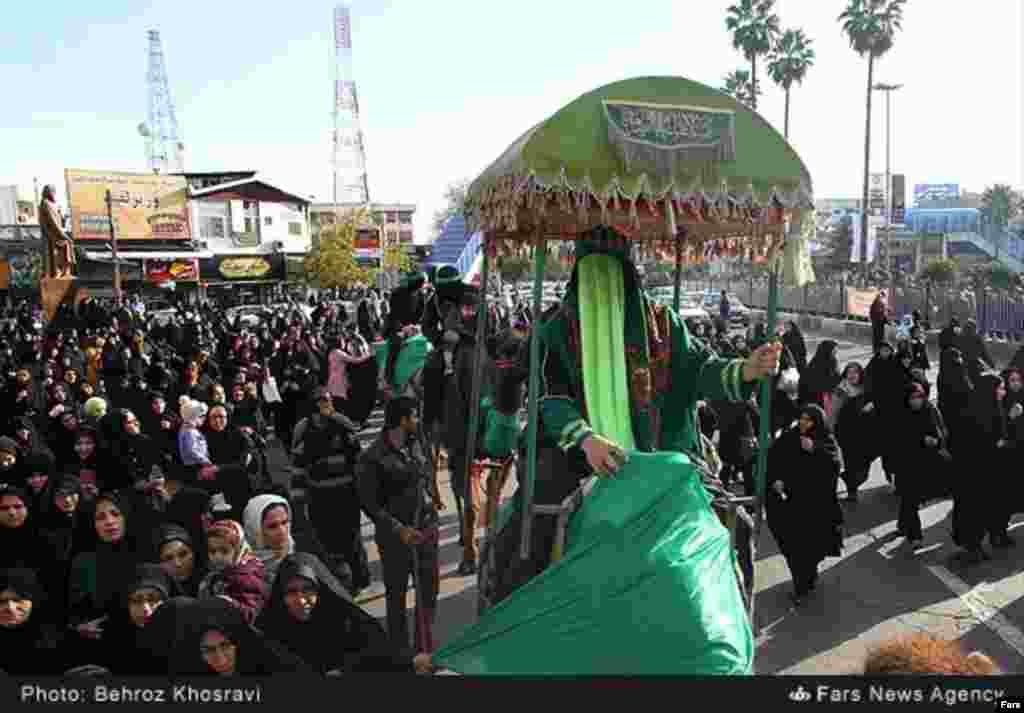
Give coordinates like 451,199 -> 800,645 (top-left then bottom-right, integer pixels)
839,0 -> 906,262
725,0 -> 781,112
981,184 -> 1020,227
721,69 -> 761,108
981,184 -> 1021,259
766,28 -> 815,140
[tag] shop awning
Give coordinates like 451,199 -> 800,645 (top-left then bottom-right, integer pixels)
84,250 -> 215,261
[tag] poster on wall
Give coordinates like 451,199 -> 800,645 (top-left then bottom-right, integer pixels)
144,258 -> 199,283
0,248 -> 43,290
65,169 -> 191,241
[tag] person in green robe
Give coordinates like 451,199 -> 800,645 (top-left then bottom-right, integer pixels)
487,225 -> 782,602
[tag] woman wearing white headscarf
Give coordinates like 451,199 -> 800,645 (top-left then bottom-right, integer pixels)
241,494 -> 351,593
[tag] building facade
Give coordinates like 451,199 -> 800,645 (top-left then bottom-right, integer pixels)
183,172 -> 311,301
309,202 -> 415,245
309,202 -> 416,272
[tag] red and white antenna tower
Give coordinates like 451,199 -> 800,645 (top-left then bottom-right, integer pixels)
139,29 -> 185,174
332,5 -> 370,206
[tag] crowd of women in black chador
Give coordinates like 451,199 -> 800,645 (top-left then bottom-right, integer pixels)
0,291 -> 457,676
696,312 -> 1022,607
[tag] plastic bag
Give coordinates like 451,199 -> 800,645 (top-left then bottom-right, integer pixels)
261,377 -> 282,404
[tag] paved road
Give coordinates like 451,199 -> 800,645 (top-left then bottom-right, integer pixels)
754,336 -> 1024,675
266,335 -> 1024,674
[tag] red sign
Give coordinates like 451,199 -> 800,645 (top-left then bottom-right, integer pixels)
144,258 -> 199,283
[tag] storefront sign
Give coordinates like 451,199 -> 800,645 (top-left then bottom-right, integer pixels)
144,258 -> 199,283
219,256 -> 270,279
199,254 -> 285,283
65,169 -> 191,240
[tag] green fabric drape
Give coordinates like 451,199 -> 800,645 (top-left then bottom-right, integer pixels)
434,451 -> 753,675
577,254 -> 636,451
374,335 -> 433,391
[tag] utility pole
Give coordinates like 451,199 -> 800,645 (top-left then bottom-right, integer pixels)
105,190 -> 122,303
874,82 -> 902,295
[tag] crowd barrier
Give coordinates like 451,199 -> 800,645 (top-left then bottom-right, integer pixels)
742,308 -> 1022,367
680,279 -> 1024,338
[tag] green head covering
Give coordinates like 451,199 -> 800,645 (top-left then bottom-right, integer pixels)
434,264 -> 462,286
573,226 -> 634,266
400,271 -> 428,290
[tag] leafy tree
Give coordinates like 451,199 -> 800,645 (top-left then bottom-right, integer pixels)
378,244 -> 412,274
431,178 -> 472,240
304,209 -> 374,288
919,257 -> 957,285
725,0 -> 780,112
766,28 -> 815,140
839,0 -> 906,261
721,69 -> 762,108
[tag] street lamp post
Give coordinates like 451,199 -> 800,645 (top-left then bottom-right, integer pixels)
874,82 -> 902,295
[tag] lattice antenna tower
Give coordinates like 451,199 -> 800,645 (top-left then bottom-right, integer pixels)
332,5 -> 370,205
139,29 -> 185,174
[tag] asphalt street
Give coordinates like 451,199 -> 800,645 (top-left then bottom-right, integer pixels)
265,334 -> 1024,674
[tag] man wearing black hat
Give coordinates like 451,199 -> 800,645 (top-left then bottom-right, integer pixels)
421,265 -> 470,375
432,279 -> 492,575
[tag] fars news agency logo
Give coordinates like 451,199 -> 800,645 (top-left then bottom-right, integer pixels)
789,686 -> 813,703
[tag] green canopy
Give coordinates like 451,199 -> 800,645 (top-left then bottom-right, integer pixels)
468,76 -> 812,216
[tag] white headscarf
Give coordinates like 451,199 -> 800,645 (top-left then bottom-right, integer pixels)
242,494 -> 296,587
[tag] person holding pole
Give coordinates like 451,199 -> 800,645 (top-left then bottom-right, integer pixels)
356,396 -> 441,653
485,228 -> 781,603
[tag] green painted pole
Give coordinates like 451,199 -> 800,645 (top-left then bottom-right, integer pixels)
672,234 -> 682,312
464,235 -> 491,567
749,256 -> 780,634
520,234 -> 547,560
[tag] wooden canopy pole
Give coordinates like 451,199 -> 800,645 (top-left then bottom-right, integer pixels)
520,229 -> 547,560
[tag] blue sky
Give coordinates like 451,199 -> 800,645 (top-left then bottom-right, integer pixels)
1,0 -> 1020,241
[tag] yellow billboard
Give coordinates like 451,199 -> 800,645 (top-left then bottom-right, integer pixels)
64,169 -> 192,241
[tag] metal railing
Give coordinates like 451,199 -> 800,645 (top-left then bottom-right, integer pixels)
681,278 -> 1024,338
0,225 -> 42,241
